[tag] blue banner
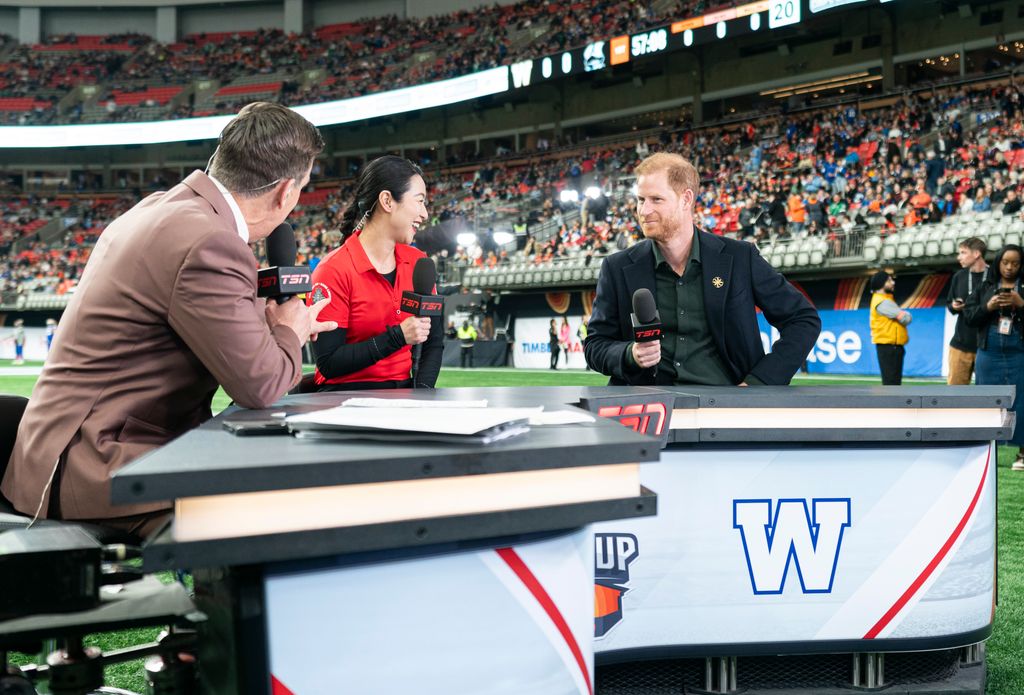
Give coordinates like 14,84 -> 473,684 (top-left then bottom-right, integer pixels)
758,308 -> 948,377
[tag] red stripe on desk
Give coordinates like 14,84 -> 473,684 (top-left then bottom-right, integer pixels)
864,446 -> 990,639
496,547 -> 593,695
271,674 -> 295,695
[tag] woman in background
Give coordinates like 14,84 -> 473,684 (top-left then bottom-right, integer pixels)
549,318 -> 560,370
559,316 -> 571,367
308,156 -> 442,390
964,244 -> 1024,469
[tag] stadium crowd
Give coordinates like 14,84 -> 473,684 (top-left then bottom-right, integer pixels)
444,78 -> 1024,267
2,76 -> 1023,299
0,0 -> 704,125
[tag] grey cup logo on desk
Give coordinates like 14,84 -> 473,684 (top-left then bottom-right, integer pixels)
595,533 -> 639,638
733,498 -> 851,595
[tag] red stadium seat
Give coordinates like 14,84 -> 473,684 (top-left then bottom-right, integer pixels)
214,82 -> 282,97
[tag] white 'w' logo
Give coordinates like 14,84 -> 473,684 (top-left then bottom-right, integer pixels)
510,60 -> 533,88
733,498 -> 851,595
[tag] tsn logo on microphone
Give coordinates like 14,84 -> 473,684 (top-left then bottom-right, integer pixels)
634,328 -> 662,341
258,273 -> 310,289
401,296 -> 443,313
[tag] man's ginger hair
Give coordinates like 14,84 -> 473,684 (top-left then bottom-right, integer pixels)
634,152 -> 699,200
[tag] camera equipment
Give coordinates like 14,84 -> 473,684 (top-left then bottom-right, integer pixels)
0,527 -> 101,621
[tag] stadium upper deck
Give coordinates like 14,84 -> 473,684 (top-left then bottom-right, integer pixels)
2,73 -> 1021,309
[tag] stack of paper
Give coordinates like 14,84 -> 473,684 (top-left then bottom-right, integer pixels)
286,406 -> 537,444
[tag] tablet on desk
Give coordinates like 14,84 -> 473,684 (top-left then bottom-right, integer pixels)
222,405 -> 326,436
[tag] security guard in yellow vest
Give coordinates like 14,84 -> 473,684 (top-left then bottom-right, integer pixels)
457,321 -> 478,368
869,271 -> 912,385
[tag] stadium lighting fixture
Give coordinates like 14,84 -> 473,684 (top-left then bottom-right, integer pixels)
759,71 -> 871,96
585,186 -> 603,200
771,74 -> 882,99
457,232 -> 478,247
492,231 -> 515,245
560,189 -> 581,203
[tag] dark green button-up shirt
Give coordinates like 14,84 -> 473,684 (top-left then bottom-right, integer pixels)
650,233 -> 734,385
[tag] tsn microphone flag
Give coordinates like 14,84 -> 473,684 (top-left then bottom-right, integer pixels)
402,258 -> 443,316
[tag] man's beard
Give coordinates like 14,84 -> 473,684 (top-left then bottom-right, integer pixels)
641,218 -> 679,241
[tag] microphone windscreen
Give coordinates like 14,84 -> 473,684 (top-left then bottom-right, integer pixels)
266,223 -> 297,267
632,288 -> 658,324
412,257 -> 436,295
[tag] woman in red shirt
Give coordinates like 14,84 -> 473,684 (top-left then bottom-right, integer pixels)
309,156 -> 442,390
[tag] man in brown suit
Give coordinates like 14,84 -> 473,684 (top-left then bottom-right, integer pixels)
1,102 -> 336,537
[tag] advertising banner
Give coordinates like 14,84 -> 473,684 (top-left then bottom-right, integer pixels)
759,307 -> 953,378
593,444 -> 994,652
513,316 -> 587,369
531,307 -> 957,377
0,326 -> 52,362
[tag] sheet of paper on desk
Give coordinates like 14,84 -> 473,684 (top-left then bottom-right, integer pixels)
286,406 -> 539,436
528,410 -> 596,426
341,398 -> 489,409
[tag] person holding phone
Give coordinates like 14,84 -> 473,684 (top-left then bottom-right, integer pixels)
964,244 -> 1024,469
946,237 -> 987,384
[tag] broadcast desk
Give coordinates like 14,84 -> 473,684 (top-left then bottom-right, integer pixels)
111,385 -> 1012,695
112,391 -> 658,695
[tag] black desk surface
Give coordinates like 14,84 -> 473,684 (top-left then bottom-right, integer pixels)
112,391 -> 660,506
112,385 -> 1014,506
371,384 -> 1013,410
110,385 -> 1013,570
665,385 -> 1014,409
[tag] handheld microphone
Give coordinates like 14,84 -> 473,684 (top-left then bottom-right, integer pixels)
631,288 -> 662,343
401,258 -> 444,317
405,258 -> 441,388
258,223 -> 312,304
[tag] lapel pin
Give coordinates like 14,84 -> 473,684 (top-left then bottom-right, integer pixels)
712,276 -> 725,289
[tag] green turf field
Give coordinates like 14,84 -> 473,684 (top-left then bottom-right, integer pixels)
2,365 -> 1021,693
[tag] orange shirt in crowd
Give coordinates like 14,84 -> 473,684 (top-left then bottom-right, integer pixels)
910,192 -> 932,209
787,195 -> 807,224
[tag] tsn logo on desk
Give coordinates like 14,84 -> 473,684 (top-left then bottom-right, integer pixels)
581,395 -> 673,444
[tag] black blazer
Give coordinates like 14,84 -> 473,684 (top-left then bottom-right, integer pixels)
583,233 -> 821,386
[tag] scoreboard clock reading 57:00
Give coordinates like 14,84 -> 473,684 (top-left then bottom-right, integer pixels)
631,28 -> 669,57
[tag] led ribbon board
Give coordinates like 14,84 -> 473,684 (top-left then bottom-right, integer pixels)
0,67 -> 510,149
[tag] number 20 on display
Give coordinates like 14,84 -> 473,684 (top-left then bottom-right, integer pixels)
769,0 -> 801,29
